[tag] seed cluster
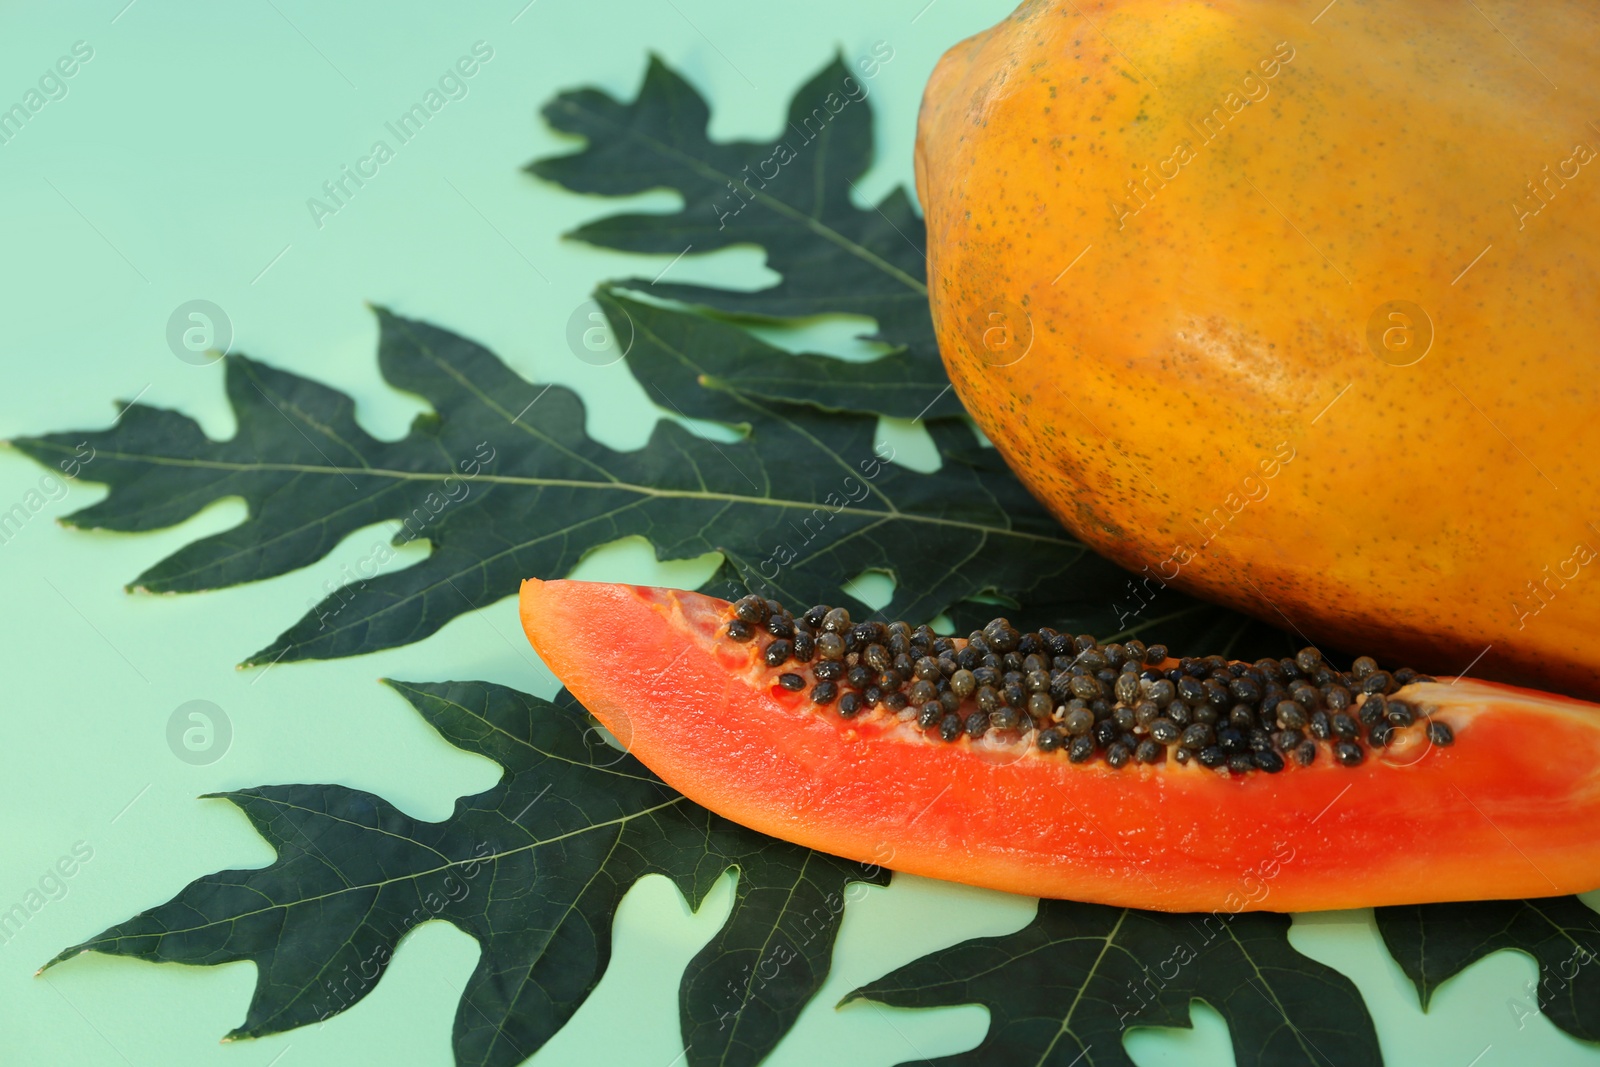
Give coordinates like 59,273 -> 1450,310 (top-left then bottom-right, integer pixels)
725,596 -> 1454,775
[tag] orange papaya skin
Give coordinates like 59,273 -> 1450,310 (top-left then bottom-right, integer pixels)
915,0 -> 1600,697
521,578 -> 1600,912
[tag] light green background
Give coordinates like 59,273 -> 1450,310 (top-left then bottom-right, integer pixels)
0,1 -> 1592,1064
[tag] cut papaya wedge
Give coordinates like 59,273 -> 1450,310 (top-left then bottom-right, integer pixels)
519,578 -> 1600,912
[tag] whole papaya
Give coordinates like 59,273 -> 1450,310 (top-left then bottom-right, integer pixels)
917,0 -> 1600,696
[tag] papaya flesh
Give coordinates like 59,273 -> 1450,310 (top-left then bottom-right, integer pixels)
520,578 -> 1600,912
916,0 -> 1600,697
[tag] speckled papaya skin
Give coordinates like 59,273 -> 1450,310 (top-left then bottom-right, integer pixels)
917,0 -> 1600,696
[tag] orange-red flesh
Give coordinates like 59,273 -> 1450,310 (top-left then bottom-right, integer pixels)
520,578 -> 1600,912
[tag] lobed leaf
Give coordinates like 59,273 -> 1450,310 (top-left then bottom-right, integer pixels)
1376,897 -> 1600,1043
847,899 -> 1381,1067
34,47 -> 1593,1067
43,680 -> 886,1067
528,54 -> 958,419
11,295 -> 1110,667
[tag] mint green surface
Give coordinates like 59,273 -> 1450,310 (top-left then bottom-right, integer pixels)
0,2 -> 1593,1064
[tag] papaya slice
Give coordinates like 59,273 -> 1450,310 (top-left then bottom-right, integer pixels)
519,578 -> 1600,912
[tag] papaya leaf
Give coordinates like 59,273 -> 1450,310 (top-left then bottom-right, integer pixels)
1375,897 -> 1600,1043
679,848 -> 877,1066
42,680 -> 886,1067
527,54 -> 961,420
673,325 -> 955,423
527,53 -> 1293,661
21,47 -> 1578,1067
846,899 -> 1381,1067
10,295 -> 1113,666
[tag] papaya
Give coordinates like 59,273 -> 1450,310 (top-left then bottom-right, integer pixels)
520,578 -> 1600,912
915,0 -> 1600,697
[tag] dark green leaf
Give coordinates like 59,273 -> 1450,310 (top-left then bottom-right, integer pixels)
679,318 -> 955,422
11,296 -> 1103,666
1376,897 -> 1600,1043
522,52 -> 1298,659
43,680 -> 885,1067
29,46 -> 1509,1067
846,899 -> 1381,1067
529,54 -> 959,419
680,848 -> 880,1067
